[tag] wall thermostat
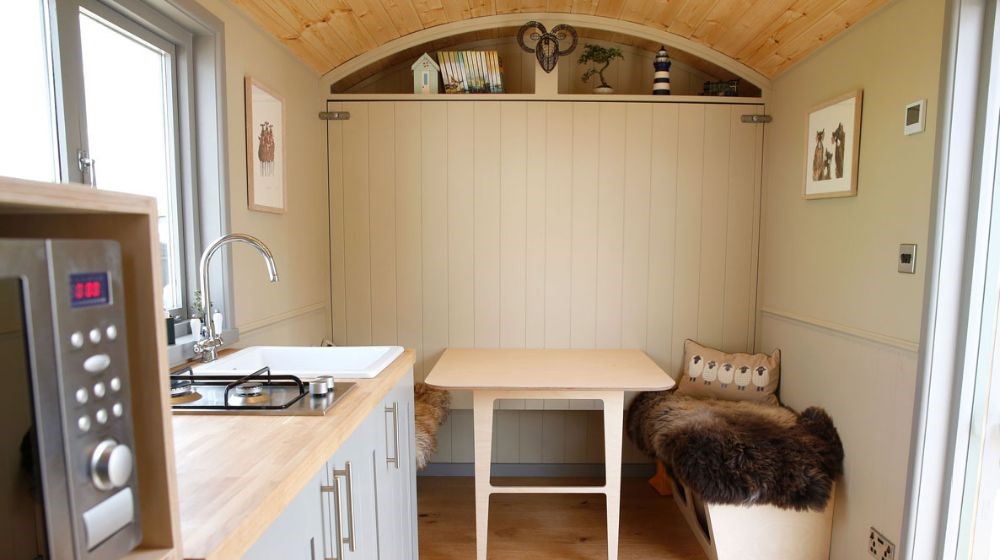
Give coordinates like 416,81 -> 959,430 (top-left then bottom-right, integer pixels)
904,100 -> 926,135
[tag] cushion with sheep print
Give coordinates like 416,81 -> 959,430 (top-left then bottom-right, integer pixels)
674,339 -> 780,405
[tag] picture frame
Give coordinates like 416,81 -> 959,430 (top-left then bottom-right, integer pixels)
245,76 -> 286,213
803,89 -> 863,200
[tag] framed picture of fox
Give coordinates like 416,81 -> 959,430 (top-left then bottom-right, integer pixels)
804,90 -> 863,199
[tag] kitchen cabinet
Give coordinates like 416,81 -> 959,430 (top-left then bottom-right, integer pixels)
243,469 -> 326,559
375,373 -> 418,557
244,370 -> 418,559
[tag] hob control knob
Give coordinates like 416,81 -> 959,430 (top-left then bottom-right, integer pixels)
90,439 -> 133,491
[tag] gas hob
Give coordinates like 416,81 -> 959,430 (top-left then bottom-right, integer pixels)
170,366 -> 356,416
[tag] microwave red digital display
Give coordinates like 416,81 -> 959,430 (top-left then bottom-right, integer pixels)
70,272 -> 110,308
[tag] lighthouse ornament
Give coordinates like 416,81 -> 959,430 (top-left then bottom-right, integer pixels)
653,46 -> 671,95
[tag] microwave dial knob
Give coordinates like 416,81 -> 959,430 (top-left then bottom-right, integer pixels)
90,439 -> 133,491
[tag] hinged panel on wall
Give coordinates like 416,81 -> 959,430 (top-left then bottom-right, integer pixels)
326,99 -> 765,403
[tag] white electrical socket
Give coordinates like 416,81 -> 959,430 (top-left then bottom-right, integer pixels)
868,527 -> 896,560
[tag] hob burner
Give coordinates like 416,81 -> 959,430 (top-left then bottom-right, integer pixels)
170,377 -> 202,404
234,381 -> 263,397
232,381 -> 268,404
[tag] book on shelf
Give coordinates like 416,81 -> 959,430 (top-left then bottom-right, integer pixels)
436,50 -> 505,93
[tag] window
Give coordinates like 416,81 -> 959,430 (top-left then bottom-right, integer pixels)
0,1 -> 59,182
78,4 -> 185,311
1,0 -> 209,316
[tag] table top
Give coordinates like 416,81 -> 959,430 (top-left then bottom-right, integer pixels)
424,348 -> 675,391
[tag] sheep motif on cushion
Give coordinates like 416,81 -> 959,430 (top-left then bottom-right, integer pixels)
688,354 -> 704,382
702,360 -> 719,384
734,365 -> 752,391
718,363 -> 735,389
753,366 -> 771,392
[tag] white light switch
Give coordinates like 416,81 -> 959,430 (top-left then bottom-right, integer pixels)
899,244 -> 917,274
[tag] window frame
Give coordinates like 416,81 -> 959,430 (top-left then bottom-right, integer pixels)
47,0 -> 201,318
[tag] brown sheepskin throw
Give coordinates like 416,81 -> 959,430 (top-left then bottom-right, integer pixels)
414,383 -> 450,470
627,391 -> 844,511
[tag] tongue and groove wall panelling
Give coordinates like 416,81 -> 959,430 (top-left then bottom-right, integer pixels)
420,101 -> 450,387
671,105 -> 705,365
725,106 -> 764,351
396,103 -> 424,380
328,101 -> 347,347
569,103 -> 600,412
370,103 -> 398,347
697,105 -> 732,351
644,105 -> 679,369
328,99 -> 764,464
342,102 -> 373,346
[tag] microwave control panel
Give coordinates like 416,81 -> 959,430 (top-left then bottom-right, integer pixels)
48,240 -> 142,559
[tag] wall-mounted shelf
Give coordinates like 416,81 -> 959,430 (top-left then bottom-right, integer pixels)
327,93 -> 765,105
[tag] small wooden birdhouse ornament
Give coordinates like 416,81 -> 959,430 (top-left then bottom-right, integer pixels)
411,53 -> 440,94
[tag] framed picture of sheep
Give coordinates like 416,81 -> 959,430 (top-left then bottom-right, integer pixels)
245,76 -> 286,213
803,90 -> 863,199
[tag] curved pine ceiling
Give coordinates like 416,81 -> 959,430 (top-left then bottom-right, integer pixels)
232,0 -> 889,78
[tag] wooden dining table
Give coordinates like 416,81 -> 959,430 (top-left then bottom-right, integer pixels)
425,348 -> 675,560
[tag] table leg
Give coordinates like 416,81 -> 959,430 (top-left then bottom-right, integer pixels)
602,392 -> 625,560
473,391 -> 495,560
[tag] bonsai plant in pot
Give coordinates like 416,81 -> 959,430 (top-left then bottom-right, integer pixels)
579,44 -> 624,94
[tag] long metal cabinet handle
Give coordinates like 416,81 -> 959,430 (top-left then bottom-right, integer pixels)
320,475 -> 343,560
332,461 -> 357,552
386,402 -> 400,469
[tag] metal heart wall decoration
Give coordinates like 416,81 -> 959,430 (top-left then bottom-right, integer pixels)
517,21 -> 578,74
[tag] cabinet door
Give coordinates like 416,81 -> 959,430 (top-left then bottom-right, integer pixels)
243,468 -> 325,560
329,414 -> 380,560
375,370 -> 418,559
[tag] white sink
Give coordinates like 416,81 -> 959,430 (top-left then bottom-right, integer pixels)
193,345 -> 404,379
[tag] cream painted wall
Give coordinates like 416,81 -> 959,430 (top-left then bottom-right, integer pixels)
758,0 -> 944,558
192,0 -> 331,346
760,0 -> 940,344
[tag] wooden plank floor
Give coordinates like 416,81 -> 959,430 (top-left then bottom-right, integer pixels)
417,477 -> 707,559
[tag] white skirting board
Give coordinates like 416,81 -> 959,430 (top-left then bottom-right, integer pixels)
671,478 -> 835,560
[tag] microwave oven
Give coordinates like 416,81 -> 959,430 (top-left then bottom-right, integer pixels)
0,239 -> 142,559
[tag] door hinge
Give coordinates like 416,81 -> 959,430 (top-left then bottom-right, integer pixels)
741,114 -> 772,124
319,111 -> 351,121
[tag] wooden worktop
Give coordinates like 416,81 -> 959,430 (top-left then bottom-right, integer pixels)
172,350 -> 415,560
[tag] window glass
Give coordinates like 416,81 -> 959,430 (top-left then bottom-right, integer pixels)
79,8 -> 183,311
0,0 -> 59,182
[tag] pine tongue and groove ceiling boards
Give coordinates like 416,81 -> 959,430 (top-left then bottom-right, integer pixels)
233,0 -> 889,79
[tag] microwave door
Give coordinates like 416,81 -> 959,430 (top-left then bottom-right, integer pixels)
0,277 -> 48,558
0,244 -> 75,560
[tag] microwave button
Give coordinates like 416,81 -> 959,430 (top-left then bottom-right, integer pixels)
71,331 -> 85,349
75,388 -> 89,405
109,377 -> 121,392
95,409 -> 108,425
84,354 -> 111,374
105,324 -> 118,341
89,328 -> 102,344
83,488 -> 134,551
112,403 -> 123,418
93,382 -> 106,399
78,415 -> 91,433
90,439 -> 133,491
